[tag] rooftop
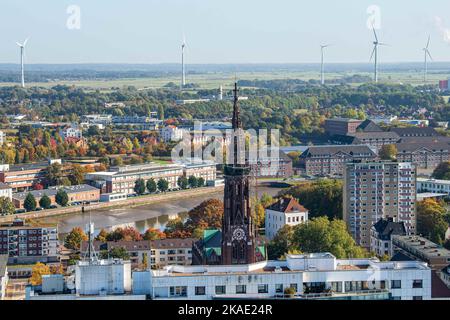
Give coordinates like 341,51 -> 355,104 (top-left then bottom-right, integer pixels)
151,253 -> 429,277
392,235 -> 450,260
12,184 -> 99,200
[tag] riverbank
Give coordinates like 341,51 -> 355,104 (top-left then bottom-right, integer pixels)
0,186 -> 225,224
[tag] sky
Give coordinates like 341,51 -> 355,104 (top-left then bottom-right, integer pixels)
1,0 -> 450,64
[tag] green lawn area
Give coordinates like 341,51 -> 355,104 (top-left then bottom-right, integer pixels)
1,70 -> 447,92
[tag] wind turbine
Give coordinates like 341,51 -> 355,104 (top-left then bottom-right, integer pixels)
16,38 -> 28,88
320,44 -> 330,85
181,35 -> 186,90
423,35 -> 433,83
369,27 -> 387,83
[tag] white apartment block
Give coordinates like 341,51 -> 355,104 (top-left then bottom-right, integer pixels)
133,253 -> 432,300
60,125 -> 82,140
265,197 -> 308,240
159,125 -> 185,142
0,183 -> 12,201
417,177 -> 450,195
0,130 -> 5,145
343,161 -> 417,249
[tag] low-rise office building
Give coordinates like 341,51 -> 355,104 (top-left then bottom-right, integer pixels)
417,177 -> 450,195
248,151 -> 294,178
135,253 -> 431,300
265,197 -> 308,240
324,118 -> 363,136
85,162 -> 216,195
0,159 -> 62,192
392,235 -> 450,269
0,219 -> 59,264
12,184 -> 100,209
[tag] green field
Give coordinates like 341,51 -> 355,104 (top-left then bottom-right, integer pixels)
0,70 -> 448,92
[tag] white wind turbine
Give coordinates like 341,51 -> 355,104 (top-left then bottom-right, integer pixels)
16,38 -> 28,88
369,27 -> 387,83
423,35 -> 433,83
320,44 -> 331,85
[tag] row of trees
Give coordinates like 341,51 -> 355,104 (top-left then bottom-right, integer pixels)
267,216 -> 369,260
23,189 -> 69,212
133,178 -> 169,195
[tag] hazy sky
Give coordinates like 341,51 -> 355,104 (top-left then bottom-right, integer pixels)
1,0 -> 450,64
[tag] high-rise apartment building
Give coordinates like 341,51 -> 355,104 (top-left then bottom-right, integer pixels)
343,161 -> 416,249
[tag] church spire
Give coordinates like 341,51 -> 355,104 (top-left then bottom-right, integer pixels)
232,82 -> 241,130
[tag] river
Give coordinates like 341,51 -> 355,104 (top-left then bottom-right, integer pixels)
40,184 -> 285,235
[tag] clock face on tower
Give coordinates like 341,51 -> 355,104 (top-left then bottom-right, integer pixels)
232,227 -> 246,241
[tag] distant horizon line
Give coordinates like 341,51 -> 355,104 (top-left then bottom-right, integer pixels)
1,61 -> 450,66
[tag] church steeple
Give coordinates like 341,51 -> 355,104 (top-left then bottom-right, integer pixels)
232,82 -> 241,130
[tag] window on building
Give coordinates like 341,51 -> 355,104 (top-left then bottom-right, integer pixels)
391,280 -> 401,289
236,285 -> 246,294
275,284 -> 283,293
412,296 -> 423,300
258,284 -> 268,294
169,286 -> 187,297
215,285 -> 226,295
195,286 -> 206,296
412,280 -> 423,288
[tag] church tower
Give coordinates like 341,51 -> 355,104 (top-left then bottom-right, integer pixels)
221,83 -> 257,265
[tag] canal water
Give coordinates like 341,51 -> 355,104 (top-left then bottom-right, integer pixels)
41,184 -> 284,235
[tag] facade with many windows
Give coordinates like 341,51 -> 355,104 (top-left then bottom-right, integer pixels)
85,162 -> 216,195
0,219 -> 59,264
343,161 -> 416,249
135,253 -> 431,300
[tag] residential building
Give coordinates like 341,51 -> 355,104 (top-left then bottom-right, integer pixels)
59,125 -> 82,140
159,125 -> 185,142
150,238 -> 195,268
137,253 -> 431,300
0,159 -> 62,192
85,162 -> 216,195
396,141 -> 450,174
0,183 -> 12,200
0,219 -> 59,264
345,131 -> 400,151
265,197 -> 308,240
370,218 -> 407,257
390,127 -> 439,138
0,130 -> 5,145
440,266 -> 450,289
81,238 -> 196,269
12,184 -> 100,209
343,161 -> 417,249
324,118 -> 363,136
299,145 -> 377,177
0,254 -> 7,300
248,150 -> 294,178
392,235 -> 450,269
75,259 -> 132,295
417,177 -> 450,195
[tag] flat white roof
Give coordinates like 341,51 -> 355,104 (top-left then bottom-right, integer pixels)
417,177 -> 450,185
